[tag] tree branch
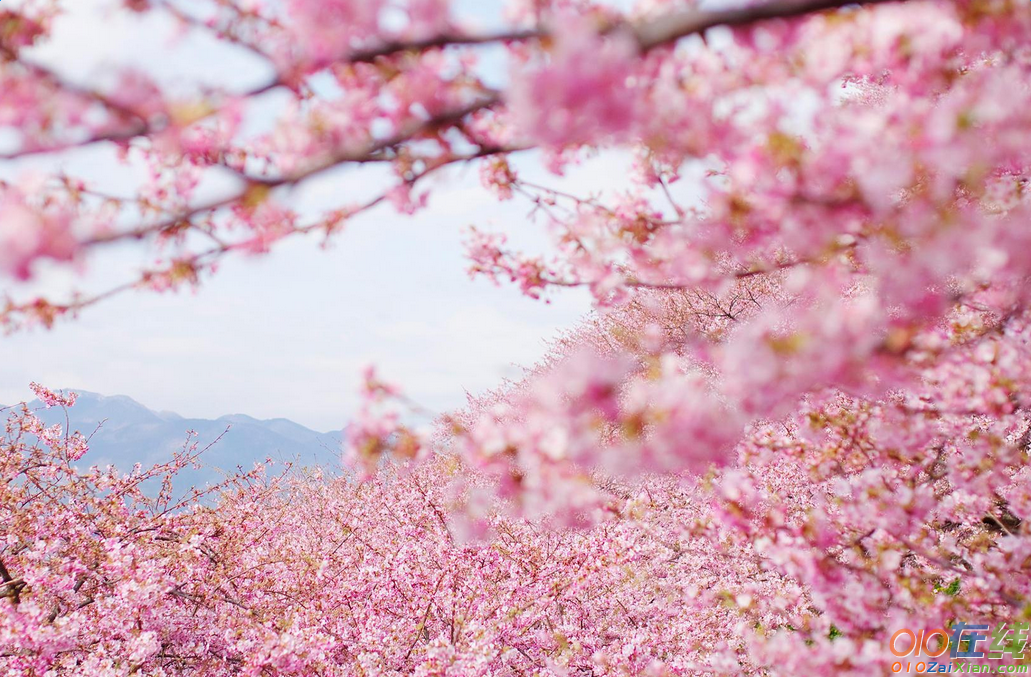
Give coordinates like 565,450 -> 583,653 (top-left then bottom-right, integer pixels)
0,0 -> 899,159
632,0 -> 899,50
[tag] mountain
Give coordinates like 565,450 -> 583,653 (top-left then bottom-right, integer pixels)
20,391 -> 343,490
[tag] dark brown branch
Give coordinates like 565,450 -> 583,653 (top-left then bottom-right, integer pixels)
0,0 -> 898,159
2,142 -> 518,330
81,94 -> 508,247
347,0 -> 897,63
632,0 -> 899,50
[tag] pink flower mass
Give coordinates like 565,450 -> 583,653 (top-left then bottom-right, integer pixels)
4,0 -> 1031,675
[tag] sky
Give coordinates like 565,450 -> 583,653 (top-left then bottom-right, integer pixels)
0,0 -> 657,432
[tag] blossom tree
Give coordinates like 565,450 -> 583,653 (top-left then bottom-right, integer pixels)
4,0 -> 1031,674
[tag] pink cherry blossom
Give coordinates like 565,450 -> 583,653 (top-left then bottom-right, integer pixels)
5,0 -> 1031,673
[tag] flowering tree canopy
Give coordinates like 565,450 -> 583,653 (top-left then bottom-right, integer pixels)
4,0 -> 1031,674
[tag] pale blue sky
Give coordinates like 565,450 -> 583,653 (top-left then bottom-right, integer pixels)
0,0 -> 658,430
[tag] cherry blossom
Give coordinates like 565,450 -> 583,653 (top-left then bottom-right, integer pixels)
5,0 -> 1031,673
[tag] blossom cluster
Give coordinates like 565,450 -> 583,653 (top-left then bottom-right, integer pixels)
4,0 -> 1031,673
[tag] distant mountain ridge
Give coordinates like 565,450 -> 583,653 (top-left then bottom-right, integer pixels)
16,391 -> 342,489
